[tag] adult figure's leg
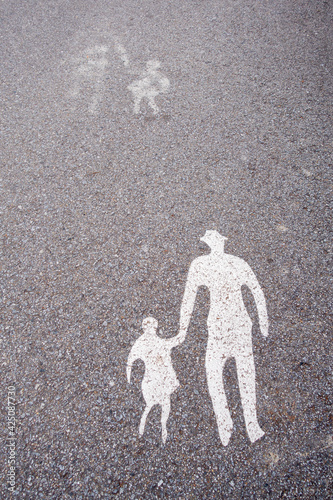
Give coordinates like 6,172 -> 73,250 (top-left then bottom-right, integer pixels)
161,399 -> 171,444
205,343 -> 233,446
235,354 -> 265,443
139,403 -> 152,436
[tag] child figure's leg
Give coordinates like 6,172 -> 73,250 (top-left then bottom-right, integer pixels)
147,95 -> 159,115
161,399 -> 171,444
139,404 -> 152,436
133,96 -> 142,114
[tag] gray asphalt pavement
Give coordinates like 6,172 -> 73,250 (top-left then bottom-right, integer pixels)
1,0 -> 332,498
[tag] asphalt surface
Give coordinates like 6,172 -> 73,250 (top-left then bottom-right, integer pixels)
1,0 -> 332,498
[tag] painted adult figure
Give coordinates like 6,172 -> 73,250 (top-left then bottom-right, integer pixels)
179,230 -> 268,445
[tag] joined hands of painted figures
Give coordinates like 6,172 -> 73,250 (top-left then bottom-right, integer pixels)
127,230 -> 268,446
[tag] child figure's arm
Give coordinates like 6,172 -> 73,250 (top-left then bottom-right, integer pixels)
167,328 -> 187,349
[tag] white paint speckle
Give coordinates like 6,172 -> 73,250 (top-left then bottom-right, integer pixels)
302,168 -> 313,177
277,224 -> 288,232
269,451 -> 279,464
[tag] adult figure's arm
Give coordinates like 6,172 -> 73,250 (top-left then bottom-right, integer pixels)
243,262 -> 269,337
179,261 -> 200,337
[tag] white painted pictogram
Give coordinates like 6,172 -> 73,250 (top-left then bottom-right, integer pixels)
127,231 -> 268,446
127,60 -> 170,115
179,230 -> 268,445
127,317 -> 185,443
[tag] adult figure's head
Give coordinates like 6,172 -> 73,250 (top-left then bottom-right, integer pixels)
142,317 -> 158,336
200,230 -> 228,252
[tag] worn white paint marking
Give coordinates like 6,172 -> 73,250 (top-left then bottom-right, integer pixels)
323,434 -> 333,451
69,41 -> 169,115
179,230 -> 268,446
127,60 -> 170,115
114,42 -> 129,67
277,224 -> 288,232
265,450 -> 280,466
127,317 -> 185,443
302,168 -> 313,177
70,45 -> 109,113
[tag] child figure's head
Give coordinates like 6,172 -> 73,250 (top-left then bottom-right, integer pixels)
142,317 -> 158,336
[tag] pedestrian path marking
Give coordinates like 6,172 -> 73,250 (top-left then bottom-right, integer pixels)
127,230 -> 269,446
68,40 -> 169,115
127,60 -> 170,115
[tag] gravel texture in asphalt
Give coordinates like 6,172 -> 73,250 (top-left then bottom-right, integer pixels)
1,0 -> 332,498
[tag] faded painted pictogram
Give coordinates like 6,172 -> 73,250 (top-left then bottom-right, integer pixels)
127,60 -> 170,115
70,45 -> 109,114
67,39 -> 169,115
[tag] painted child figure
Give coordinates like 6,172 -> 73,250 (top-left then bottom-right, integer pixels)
127,317 -> 185,443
